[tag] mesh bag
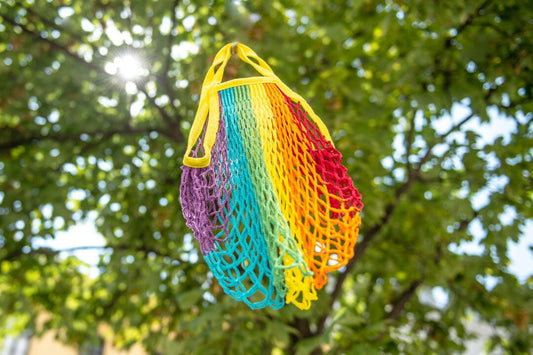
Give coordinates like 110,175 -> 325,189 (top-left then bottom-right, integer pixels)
180,43 -> 363,310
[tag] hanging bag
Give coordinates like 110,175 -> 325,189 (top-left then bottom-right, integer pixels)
180,43 -> 363,310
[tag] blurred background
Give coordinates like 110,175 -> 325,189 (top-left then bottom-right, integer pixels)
0,0 -> 532,354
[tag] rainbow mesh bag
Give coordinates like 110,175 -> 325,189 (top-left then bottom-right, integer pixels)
180,43 -> 363,310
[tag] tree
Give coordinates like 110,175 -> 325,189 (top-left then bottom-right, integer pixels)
1,0 -> 532,353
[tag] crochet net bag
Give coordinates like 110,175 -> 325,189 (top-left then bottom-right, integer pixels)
180,43 -> 363,310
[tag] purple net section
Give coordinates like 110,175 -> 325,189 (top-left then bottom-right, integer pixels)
180,117 -> 231,254
180,96 -> 284,309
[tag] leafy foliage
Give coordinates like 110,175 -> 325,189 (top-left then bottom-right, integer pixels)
0,0 -> 532,353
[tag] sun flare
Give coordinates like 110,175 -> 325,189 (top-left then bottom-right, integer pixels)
105,54 -> 148,81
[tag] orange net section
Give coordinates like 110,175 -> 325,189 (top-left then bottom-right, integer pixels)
253,82 -> 363,290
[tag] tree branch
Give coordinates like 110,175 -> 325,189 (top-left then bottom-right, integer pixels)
53,245 -> 108,252
160,0 -> 181,111
0,125 -> 170,152
0,11 -> 105,75
457,0 -> 494,36
457,209 -> 480,233
385,279 -> 424,321
0,10 -> 184,144
435,0 -> 494,97
16,1 -> 100,55
137,86 -> 183,142
316,110 -> 479,334
415,110 -> 476,171
57,244 -> 184,262
404,110 -> 417,174
288,317 -> 313,354
444,0 -> 494,48
1,244 -> 184,264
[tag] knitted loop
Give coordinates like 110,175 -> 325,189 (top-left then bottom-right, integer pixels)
180,43 -> 363,310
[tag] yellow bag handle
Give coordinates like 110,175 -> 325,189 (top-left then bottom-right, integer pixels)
183,43 -> 278,167
183,43 -> 333,168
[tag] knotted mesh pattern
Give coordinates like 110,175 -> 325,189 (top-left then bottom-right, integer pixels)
180,112 -> 284,309
232,86 -> 316,309
280,87 -> 363,289
249,82 -> 363,290
180,118 -> 230,254
181,79 -> 363,309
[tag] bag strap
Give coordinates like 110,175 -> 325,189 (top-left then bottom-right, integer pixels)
183,43 -> 334,168
208,43 -> 277,86
183,43 -> 278,168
